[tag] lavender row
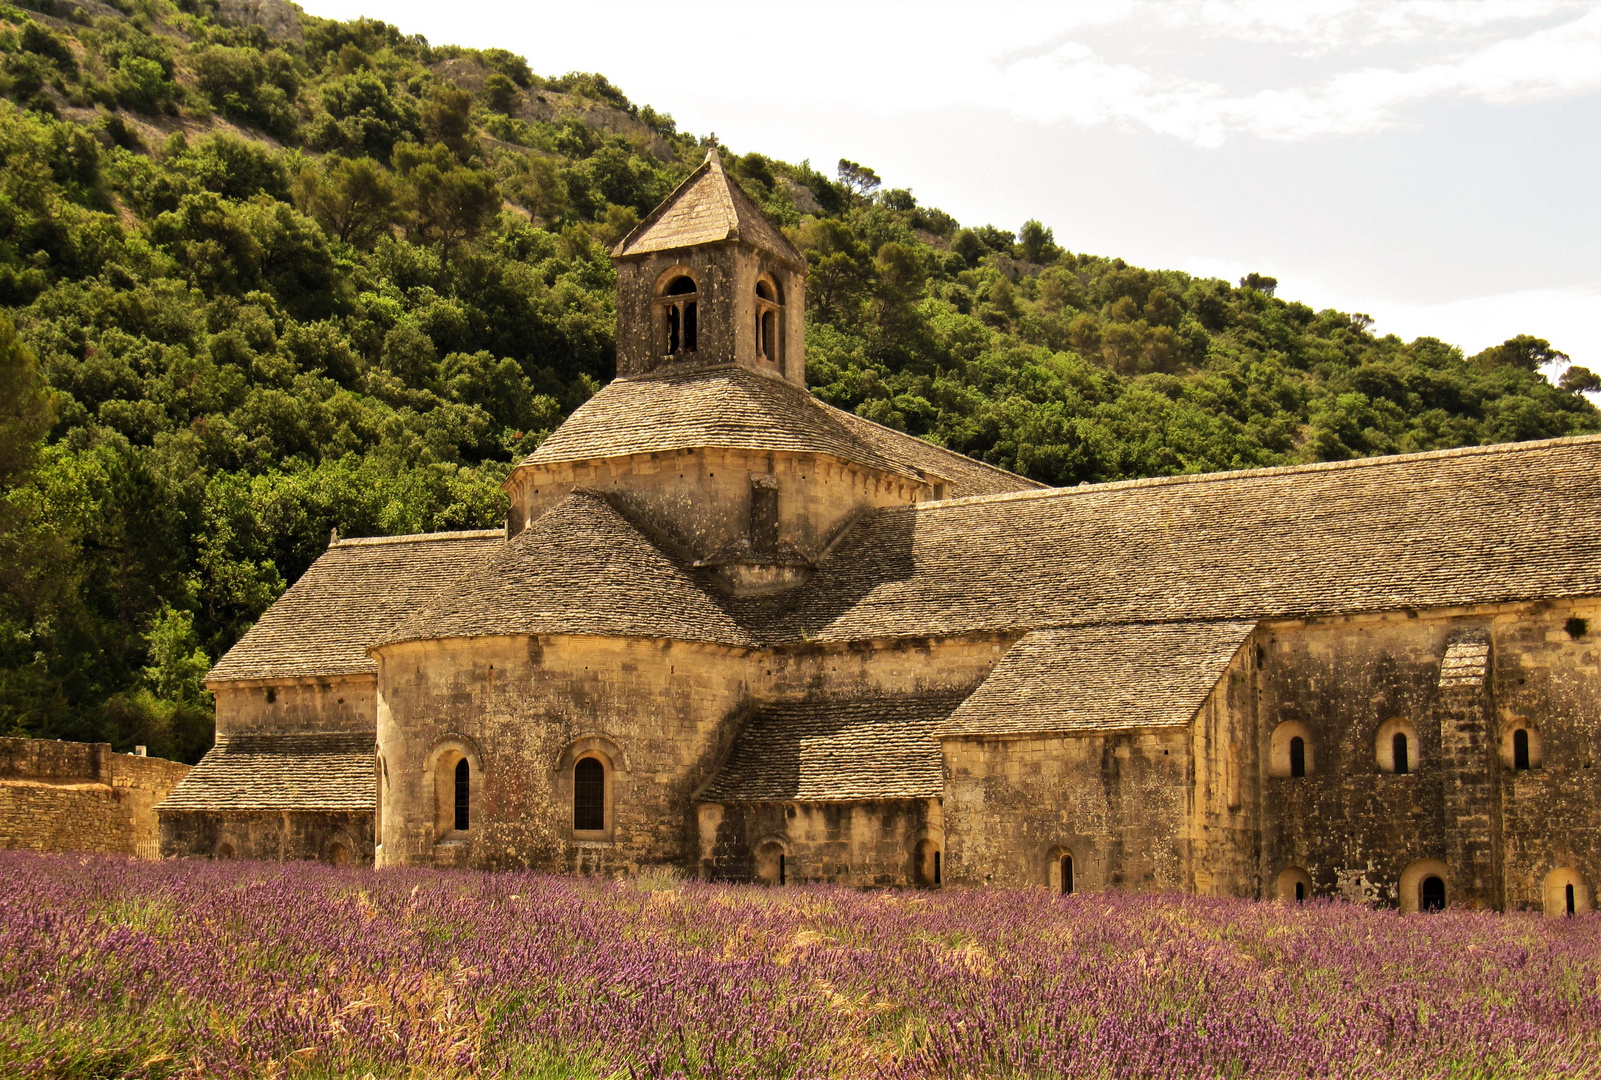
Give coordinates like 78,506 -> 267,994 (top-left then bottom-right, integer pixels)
0,852 -> 1595,1078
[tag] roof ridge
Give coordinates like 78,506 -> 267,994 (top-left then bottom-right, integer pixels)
332,529 -> 505,548
911,434 -> 1601,514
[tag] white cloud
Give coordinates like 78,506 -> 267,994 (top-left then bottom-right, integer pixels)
988,5 -> 1601,145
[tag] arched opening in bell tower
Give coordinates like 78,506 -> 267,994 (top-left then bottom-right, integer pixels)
755,276 -> 783,371
656,275 -> 698,358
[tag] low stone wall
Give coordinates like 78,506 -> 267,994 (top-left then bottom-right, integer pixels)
161,809 -> 373,864
0,738 -> 191,859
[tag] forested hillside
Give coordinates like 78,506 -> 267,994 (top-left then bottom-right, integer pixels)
1,0 -> 1596,761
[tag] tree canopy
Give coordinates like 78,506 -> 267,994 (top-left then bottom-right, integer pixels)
0,0 -> 1595,761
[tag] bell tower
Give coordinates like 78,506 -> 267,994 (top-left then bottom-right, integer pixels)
611,150 -> 808,386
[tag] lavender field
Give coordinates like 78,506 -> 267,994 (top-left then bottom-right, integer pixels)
1,853 -> 1596,1078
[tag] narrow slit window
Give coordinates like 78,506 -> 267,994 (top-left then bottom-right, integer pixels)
933,851 -> 941,885
574,757 -> 605,831
1393,732 -> 1410,775
778,853 -> 786,886
1513,729 -> 1530,771
453,758 -> 469,831
1295,881 -> 1305,902
1061,854 -> 1074,895
1568,884 -> 1576,915
1289,736 -> 1306,778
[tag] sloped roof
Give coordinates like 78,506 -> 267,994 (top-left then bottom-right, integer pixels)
520,365 -> 1041,498
826,406 -> 1044,498
612,150 -> 805,266
379,492 -> 756,649
208,530 -> 505,682
936,623 -> 1255,738
157,733 -> 372,812
699,691 -> 969,803
775,436 -> 1601,643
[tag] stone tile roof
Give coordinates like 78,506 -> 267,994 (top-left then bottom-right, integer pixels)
699,691 -> 970,803
826,406 -> 1045,498
613,150 -> 805,267
521,365 -> 1041,498
777,436 -> 1601,643
208,530 -> 505,683
1439,629 -> 1492,688
157,733 -> 372,812
936,622 -> 1256,738
380,492 -> 757,649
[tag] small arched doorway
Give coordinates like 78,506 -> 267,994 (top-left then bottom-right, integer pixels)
1276,866 -> 1313,903
755,840 -> 787,885
913,839 -> 941,887
1420,875 -> 1446,912
1399,858 -> 1448,913
1047,847 -> 1075,894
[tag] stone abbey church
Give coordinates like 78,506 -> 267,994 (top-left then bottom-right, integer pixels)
160,152 -> 1601,915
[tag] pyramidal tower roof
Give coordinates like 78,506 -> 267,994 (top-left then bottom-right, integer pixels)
611,149 -> 805,266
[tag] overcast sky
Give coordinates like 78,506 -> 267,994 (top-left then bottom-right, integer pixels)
301,0 -> 1601,375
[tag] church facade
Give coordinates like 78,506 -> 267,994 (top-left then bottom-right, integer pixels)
159,152 -> 1601,914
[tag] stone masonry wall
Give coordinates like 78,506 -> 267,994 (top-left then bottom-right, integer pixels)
374,633 -> 1005,876
0,738 -> 190,858
211,675 -> 377,736
939,727 -> 1195,891
1257,599 -> 1600,911
507,446 -> 929,567
160,810 -> 372,864
698,798 -> 942,886
614,243 -> 806,385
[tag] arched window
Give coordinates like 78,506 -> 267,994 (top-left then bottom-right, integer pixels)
1269,721 -> 1313,778
430,742 -> 479,839
657,274 -> 698,356
1376,718 -> 1419,774
1513,728 -> 1530,771
375,753 -> 386,845
1420,875 -> 1446,912
754,276 -> 783,369
454,758 -> 470,830
574,756 -> 605,831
